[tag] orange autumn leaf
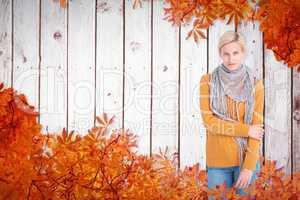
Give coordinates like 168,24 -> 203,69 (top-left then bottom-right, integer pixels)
161,0 -> 254,42
0,84 -> 45,198
218,0 -> 254,27
56,128 -> 81,145
1,82 -> 300,199
254,0 -> 300,69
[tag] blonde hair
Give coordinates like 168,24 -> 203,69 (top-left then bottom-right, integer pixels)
218,30 -> 246,55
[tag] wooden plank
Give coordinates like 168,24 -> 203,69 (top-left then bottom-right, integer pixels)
39,0 -> 68,134
68,0 -> 95,135
13,0 -> 40,109
152,0 -> 179,160
292,68 -> 300,173
264,49 -> 292,176
96,0 -> 123,133
237,20 -> 264,161
124,0 -> 151,155
180,23 -> 207,170
237,21 -> 263,80
208,18 -> 234,73
0,0 -> 12,88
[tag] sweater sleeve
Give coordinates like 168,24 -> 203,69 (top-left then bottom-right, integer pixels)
199,74 -> 250,137
242,79 -> 265,171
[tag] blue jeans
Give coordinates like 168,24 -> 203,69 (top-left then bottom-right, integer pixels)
207,161 -> 260,200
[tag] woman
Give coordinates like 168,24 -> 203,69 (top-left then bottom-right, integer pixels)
199,30 -> 265,198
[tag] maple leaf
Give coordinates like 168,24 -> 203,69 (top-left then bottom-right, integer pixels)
96,113 -> 115,128
254,0 -> 300,70
56,128 -> 81,145
218,0 -> 253,27
186,18 -> 209,43
163,0 -> 200,26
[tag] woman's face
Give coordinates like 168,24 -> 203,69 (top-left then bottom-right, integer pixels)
219,41 -> 245,70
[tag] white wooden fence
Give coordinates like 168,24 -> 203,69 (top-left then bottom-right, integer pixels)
0,0 -> 299,176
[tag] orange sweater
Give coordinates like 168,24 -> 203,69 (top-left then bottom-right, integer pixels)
199,73 -> 264,171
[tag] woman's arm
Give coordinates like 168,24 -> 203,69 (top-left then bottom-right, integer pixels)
199,74 -> 250,137
242,79 -> 264,171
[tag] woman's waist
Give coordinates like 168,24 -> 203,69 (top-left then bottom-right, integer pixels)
206,134 -> 240,154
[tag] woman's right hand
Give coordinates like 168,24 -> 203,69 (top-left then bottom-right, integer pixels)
248,124 -> 264,141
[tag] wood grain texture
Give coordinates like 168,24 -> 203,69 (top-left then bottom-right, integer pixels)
40,0 -> 67,134
151,0 -> 179,161
180,21 -> 207,170
13,0 -> 40,110
96,0 -> 124,134
292,68 -> 300,173
68,0 -> 95,135
0,0 -> 12,88
264,48 -> 292,176
124,0 -> 151,155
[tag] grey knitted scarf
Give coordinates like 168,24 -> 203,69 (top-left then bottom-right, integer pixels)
209,62 -> 256,168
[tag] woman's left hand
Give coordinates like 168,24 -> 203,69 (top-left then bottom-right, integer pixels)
234,168 -> 253,189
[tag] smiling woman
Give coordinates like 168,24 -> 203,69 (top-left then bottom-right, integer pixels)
199,30 -> 265,199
